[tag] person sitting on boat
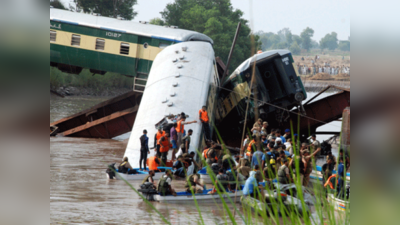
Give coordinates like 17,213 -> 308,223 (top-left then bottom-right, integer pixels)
243,171 -> 265,200
222,149 -> 237,171
183,152 -> 201,173
253,165 -> 263,183
148,154 -> 161,172
237,158 -> 251,179
118,156 -> 133,174
278,158 -> 293,184
209,168 -> 234,194
185,173 -> 205,194
142,170 -> 156,186
157,169 -> 177,196
172,155 -> 186,178
205,145 -> 221,167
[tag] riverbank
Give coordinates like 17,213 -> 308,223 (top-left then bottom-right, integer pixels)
301,78 -> 350,92
50,86 -> 133,97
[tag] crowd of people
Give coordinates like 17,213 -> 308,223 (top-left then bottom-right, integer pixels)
116,108 -> 349,200
297,55 -> 350,76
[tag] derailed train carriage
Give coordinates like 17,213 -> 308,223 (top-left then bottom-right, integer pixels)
215,50 -> 307,146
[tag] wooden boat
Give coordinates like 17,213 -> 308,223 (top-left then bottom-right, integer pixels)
328,193 -> 350,212
106,167 -> 172,180
152,189 -> 244,203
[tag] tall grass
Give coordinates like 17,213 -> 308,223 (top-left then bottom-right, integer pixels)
50,67 -> 133,90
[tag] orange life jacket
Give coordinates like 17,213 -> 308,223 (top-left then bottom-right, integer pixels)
160,138 -> 171,153
324,174 -> 337,189
176,120 -> 184,133
203,148 -> 209,159
247,140 -> 255,152
156,131 -> 165,144
199,109 -> 209,123
148,156 -> 159,171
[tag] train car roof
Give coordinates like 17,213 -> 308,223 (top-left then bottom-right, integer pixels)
50,8 -> 213,44
226,50 -> 291,82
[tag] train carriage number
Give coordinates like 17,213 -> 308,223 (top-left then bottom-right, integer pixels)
106,32 -> 122,38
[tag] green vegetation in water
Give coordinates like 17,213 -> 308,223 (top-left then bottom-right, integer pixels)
50,67 -> 134,90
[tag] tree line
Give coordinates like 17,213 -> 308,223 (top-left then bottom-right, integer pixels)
257,28 -> 350,55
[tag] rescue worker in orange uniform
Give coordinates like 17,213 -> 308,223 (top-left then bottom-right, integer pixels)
148,154 -> 161,171
159,133 -> 172,166
154,127 -> 165,158
176,113 -> 197,148
199,106 -> 211,141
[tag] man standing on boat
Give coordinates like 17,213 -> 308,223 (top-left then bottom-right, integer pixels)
180,129 -> 193,154
170,123 -> 178,161
159,133 -> 172,166
139,129 -> 150,171
302,148 -> 321,187
310,134 -> 321,157
176,114 -> 197,148
199,106 -> 211,141
154,127 -> 165,158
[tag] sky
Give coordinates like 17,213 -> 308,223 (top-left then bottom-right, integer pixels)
59,0 -> 350,41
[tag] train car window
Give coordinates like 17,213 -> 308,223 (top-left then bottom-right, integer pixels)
159,43 -> 169,48
71,34 -> 81,46
95,38 -> 105,50
120,43 -> 130,55
50,30 -> 56,42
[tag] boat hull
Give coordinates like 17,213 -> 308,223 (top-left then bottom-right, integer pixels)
328,194 -> 349,212
106,167 -> 172,180
153,190 -> 243,203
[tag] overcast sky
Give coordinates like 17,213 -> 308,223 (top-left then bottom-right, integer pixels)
60,0 -> 350,41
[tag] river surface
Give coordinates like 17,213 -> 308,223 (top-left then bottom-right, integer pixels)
50,92 -> 341,224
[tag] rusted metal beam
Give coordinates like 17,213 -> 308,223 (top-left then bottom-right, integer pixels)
62,106 -> 139,138
50,90 -> 142,135
284,90 -> 350,135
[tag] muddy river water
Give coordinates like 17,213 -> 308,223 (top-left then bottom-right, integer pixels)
50,93 -> 340,224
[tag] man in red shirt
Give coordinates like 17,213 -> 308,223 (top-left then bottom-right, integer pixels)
199,106 -> 211,141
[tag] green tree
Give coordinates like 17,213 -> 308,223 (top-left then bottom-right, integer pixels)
50,0 -> 67,10
149,18 -> 165,26
338,40 -> 350,51
319,32 -> 338,51
277,28 -> 292,47
160,0 -> 260,72
292,34 -> 302,48
289,41 -> 301,55
77,0 -> 137,20
300,27 -> 314,51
